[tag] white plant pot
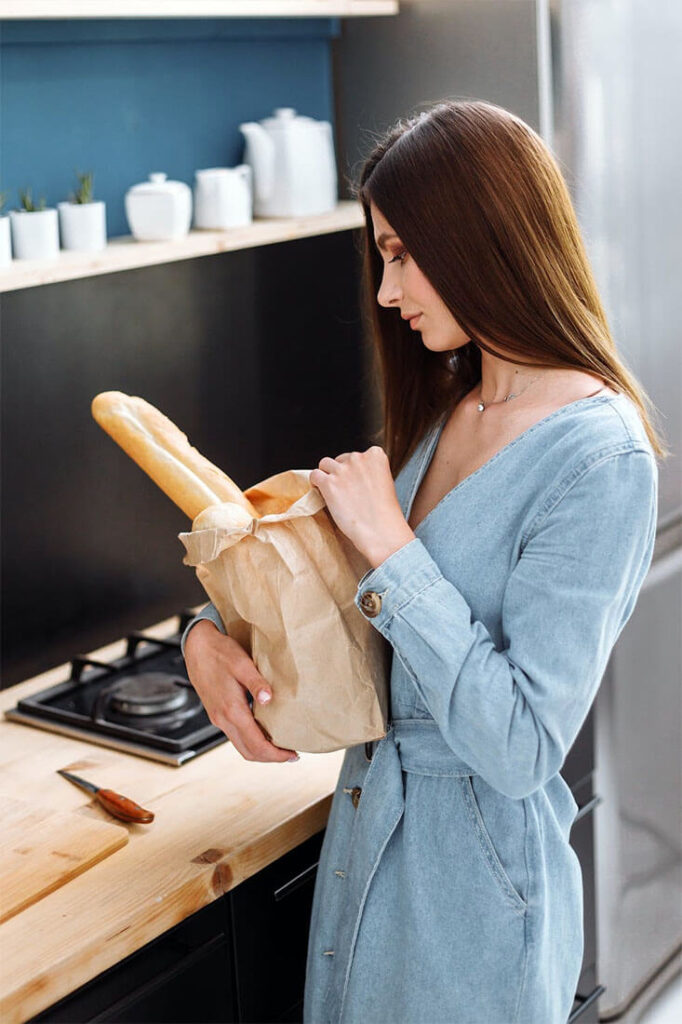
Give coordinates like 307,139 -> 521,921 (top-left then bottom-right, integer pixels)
0,216 -> 11,267
58,200 -> 106,252
10,208 -> 59,260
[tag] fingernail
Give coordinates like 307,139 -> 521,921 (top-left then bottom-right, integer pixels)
287,754 -> 300,762
257,690 -> 271,704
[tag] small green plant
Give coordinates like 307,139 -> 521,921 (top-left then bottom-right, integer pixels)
70,170 -> 94,204
18,187 -> 47,212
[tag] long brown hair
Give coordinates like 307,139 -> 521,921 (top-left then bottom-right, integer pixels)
352,99 -> 670,475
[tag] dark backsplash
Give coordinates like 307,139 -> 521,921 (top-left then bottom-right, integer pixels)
1,229 -> 374,688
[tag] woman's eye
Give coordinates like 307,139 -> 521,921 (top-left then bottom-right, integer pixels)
388,249 -> 407,265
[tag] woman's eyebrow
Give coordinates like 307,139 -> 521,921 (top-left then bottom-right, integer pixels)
375,232 -> 400,251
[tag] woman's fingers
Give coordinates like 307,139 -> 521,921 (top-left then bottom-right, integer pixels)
184,626 -> 298,763
220,655 -> 298,762
318,453 -> 354,470
226,701 -> 298,763
227,640 -> 273,706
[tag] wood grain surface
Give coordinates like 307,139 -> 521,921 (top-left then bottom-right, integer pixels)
0,795 -> 128,924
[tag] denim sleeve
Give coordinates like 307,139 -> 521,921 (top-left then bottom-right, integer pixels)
180,602 -> 227,659
354,449 -> 658,799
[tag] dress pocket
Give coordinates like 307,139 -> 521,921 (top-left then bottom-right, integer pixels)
459,774 -> 529,916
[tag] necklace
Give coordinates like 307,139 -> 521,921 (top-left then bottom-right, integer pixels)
476,373 -> 543,412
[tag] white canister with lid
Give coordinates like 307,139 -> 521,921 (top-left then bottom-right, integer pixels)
124,172 -> 192,241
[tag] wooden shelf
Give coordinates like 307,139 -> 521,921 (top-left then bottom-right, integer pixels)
0,200 -> 366,292
0,1 -> 398,18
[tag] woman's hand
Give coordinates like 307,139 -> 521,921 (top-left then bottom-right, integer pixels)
184,620 -> 299,762
309,446 -> 416,568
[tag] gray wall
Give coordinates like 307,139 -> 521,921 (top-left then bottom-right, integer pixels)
332,0 -> 541,196
330,0 -> 542,429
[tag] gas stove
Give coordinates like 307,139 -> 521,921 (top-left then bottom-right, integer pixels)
4,611 -> 229,766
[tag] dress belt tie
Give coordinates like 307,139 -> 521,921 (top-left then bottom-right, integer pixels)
366,718 -> 476,776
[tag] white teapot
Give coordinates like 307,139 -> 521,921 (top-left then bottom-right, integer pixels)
239,107 -> 337,218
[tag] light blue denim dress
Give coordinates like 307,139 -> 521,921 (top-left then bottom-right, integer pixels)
182,391 -> 658,1024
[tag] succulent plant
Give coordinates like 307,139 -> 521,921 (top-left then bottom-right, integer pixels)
70,170 -> 94,205
18,187 -> 47,212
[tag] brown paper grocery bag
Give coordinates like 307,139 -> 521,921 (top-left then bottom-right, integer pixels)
178,469 -> 390,753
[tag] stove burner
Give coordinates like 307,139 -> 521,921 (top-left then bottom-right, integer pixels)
108,673 -> 191,717
4,614 -> 227,765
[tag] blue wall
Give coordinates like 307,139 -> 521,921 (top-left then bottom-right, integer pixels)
0,18 -> 339,236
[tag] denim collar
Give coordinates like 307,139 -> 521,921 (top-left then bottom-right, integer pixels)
401,416 -> 448,524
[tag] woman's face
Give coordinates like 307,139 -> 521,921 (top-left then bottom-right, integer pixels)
370,201 -> 470,353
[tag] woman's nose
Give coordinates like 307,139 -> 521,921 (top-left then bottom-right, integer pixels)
377,274 -> 402,309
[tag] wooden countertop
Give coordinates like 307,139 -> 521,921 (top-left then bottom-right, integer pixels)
0,611 -> 345,1023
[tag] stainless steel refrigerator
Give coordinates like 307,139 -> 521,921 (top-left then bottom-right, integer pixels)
332,1 -> 682,1020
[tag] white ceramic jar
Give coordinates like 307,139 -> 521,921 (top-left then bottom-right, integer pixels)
124,173 -> 192,241
193,165 -> 253,230
58,200 -> 107,251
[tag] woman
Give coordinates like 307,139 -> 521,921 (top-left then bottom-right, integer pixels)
182,100 -> 669,1023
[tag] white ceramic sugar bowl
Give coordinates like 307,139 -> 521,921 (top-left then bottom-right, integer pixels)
124,172 -> 192,241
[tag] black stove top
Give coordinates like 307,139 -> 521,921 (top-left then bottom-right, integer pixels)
4,612 -> 229,766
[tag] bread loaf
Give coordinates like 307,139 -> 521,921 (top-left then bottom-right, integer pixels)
91,391 -> 259,520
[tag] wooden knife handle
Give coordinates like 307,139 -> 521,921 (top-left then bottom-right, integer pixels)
96,788 -> 155,824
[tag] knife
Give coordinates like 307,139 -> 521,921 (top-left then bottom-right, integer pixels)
57,769 -> 155,824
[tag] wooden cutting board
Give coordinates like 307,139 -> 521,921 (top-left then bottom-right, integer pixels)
0,795 -> 129,924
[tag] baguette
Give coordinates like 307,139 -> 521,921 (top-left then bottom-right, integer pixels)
91,391 -> 259,520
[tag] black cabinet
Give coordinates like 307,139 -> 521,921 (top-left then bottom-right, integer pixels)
30,830 -> 325,1024
29,893 -> 235,1024
568,795 -> 604,1023
229,831 -> 325,1023
565,710 -> 605,1023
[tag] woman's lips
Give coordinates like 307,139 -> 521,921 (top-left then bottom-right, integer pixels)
408,314 -> 423,329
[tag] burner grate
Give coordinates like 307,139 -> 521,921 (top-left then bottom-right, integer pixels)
4,612 -> 227,765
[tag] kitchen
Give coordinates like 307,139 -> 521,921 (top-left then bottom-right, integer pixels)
1,2 -> 680,1023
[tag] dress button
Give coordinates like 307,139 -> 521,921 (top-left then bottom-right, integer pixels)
359,591 -> 382,617
342,785 -> 362,807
